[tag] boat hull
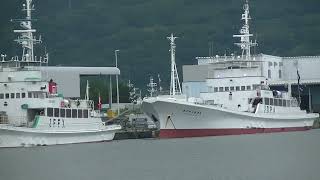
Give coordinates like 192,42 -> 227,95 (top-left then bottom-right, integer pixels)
142,98 -> 318,138
0,125 -> 120,148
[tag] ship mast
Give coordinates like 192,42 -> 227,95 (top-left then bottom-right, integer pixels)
233,0 -> 257,61
12,0 -> 47,63
167,33 -> 182,96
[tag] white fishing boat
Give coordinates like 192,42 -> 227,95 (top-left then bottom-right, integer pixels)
141,0 -> 319,138
0,0 -> 121,147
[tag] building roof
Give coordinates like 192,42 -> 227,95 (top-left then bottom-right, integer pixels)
39,66 -> 120,75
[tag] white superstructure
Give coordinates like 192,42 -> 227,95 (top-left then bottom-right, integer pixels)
0,0 -> 121,147
142,0 -> 318,138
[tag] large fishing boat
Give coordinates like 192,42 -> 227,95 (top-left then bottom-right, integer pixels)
0,0 -> 121,147
141,0 -> 319,138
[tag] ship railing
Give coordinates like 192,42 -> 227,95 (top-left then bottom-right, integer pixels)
0,116 -> 28,127
65,99 -> 94,109
0,115 -> 9,124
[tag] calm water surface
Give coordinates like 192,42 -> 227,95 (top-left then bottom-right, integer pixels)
0,130 -> 320,180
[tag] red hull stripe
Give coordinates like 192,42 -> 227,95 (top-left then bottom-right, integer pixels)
159,127 -> 311,138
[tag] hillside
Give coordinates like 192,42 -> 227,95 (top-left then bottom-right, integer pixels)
1,0 -> 320,89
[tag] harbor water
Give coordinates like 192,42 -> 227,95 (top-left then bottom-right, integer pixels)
0,129 -> 320,180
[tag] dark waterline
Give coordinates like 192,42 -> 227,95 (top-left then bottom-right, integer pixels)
0,130 -> 320,180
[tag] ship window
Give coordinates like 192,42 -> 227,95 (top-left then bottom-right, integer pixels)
283,99 -> 286,107
16,93 -> 20,98
268,62 -> 272,67
34,93 -> 39,98
241,86 -> 245,91
22,93 -> 26,98
78,110 -> 83,118
214,87 -> 218,92
84,110 -> 88,118
265,98 -> 270,105
279,70 -> 282,79
54,108 -> 59,117
287,100 -> 290,107
246,86 -> 251,90
5,93 -> 9,99
11,93 -> 15,99
274,99 -> 279,106
279,99 -> 283,107
28,92 -> 32,98
225,87 -> 229,91
60,109 -> 66,118
0,94 -> 3,99
268,70 -> 271,79
230,87 -> 235,91
72,109 -> 77,118
66,109 -> 71,118
270,98 -> 274,106
219,87 -> 224,92
236,86 -> 240,91
47,108 -> 53,117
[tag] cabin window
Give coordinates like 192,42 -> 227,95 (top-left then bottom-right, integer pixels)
236,86 -> 240,91
22,93 -> 26,98
34,93 -> 39,98
279,70 -> 282,79
72,109 -> 77,118
241,86 -> 245,91
219,87 -> 224,92
0,94 -> 3,99
28,92 -> 32,98
230,87 -> 235,91
225,87 -> 229,91
286,100 -> 290,107
10,93 -> 15,99
268,62 -> 273,67
270,98 -> 274,106
54,108 -> 59,117
5,93 -> 9,99
83,110 -> 88,118
265,98 -> 270,105
78,110 -> 83,118
268,70 -> 271,79
66,109 -> 71,118
60,109 -> 66,118
283,99 -> 287,107
47,108 -> 53,117
274,99 -> 279,106
16,93 -> 20,98
274,62 -> 278,67
279,99 -> 283,107
214,87 -> 218,92
246,86 -> 251,90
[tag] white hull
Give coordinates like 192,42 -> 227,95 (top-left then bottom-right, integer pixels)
142,98 -> 318,138
0,125 -> 120,148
